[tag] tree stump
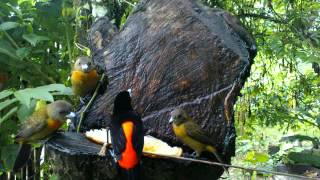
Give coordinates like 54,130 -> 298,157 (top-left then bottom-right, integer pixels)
48,0 -> 256,179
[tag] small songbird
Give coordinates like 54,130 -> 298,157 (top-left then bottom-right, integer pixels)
14,100 -> 75,170
110,90 -> 144,180
169,108 -> 226,169
71,56 -> 99,97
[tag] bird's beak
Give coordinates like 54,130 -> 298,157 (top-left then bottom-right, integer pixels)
66,112 -> 76,119
169,117 -> 174,124
81,64 -> 89,71
127,88 -> 132,97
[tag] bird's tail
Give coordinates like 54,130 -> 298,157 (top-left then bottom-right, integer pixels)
119,164 -> 141,180
206,146 -> 229,174
13,144 -> 32,172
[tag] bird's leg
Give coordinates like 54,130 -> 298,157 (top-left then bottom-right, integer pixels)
77,74 -> 107,132
190,151 -> 201,158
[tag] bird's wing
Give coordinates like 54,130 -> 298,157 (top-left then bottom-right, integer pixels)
15,109 -> 48,142
184,121 -> 214,145
15,121 -> 47,142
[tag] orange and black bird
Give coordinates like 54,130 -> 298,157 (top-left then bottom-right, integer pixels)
169,108 -> 227,171
71,56 -> 99,98
110,90 -> 144,180
13,100 -> 74,170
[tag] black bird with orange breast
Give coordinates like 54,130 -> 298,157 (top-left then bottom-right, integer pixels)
110,90 -> 144,180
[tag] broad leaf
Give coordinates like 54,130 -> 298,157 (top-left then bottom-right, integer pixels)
0,40 -> 20,60
0,22 -> 20,31
0,90 -> 13,100
16,47 -> 31,59
0,106 -> 18,125
36,84 -> 72,95
22,33 -> 49,46
1,144 -> 20,171
14,88 -> 53,107
14,84 -> 72,107
0,98 -> 18,112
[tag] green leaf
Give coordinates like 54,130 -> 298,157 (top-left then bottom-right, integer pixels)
17,103 -> 34,121
16,47 -> 30,59
245,151 -> 269,164
0,90 -> 13,100
0,106 -> 18,125
1,144 -> 20,171
0,22 -> 20,31
22,33 -> 49,46
14,88 -> 53,107
37,84 -> 72,96
0,40 -> 20,60
13,84 -> 71,107
0,98 -> 18,112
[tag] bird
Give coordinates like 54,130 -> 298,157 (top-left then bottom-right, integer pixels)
109,90 -> 144,180
169,108 -> 227,172
13,100 -> 75,170
71,56 -> 100,98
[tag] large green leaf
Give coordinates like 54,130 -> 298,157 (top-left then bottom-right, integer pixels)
245,151 -> 269,164
13,84 -> 72,107
0,90 -> 13,100
1,144 -> 20,171
17,101 -> 35,122
0,40 -> 20,60
22,33 -> 50,46
0,106 -> 18,125
0,22 -> 20,31
16,47 -> 30,59
0,98 -> 18,112
36,84 -> 72,95
14,88 -> 53,107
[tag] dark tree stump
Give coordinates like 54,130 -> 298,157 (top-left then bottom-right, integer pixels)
51,0 -> 256,179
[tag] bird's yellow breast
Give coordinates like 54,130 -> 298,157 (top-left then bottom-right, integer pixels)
47,118 -> 63,130
71,70 -> 99,83
71,70 -> 99,96
172,123 -> 206,153
172,123 -> 188,138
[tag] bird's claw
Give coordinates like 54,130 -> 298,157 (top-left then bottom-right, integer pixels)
190,152 -> 198,158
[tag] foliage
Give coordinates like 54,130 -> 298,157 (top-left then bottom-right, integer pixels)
0,0 -> 76,89
0,0 -> 319,178
209,0 -> 320,130
0,84 -> 71,172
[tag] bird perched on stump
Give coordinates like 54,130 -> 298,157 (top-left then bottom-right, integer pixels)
169,108 -> 227,172
71,56 -> 100,98
14,100 -> 75,170
110,90 -> 144,180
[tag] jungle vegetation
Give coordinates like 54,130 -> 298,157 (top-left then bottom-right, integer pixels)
0,0 -> 319,178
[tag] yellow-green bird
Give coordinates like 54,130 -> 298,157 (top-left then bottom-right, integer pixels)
14,100 -> 75,170
71,56 -> 99,97
169,108 -> 226,168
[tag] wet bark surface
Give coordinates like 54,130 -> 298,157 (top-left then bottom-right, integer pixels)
57,0 -> 256,179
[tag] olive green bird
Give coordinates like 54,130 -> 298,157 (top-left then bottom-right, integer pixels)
71,56 -> 100,98
14,100 -> 75,170
169,108 -> 227,170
